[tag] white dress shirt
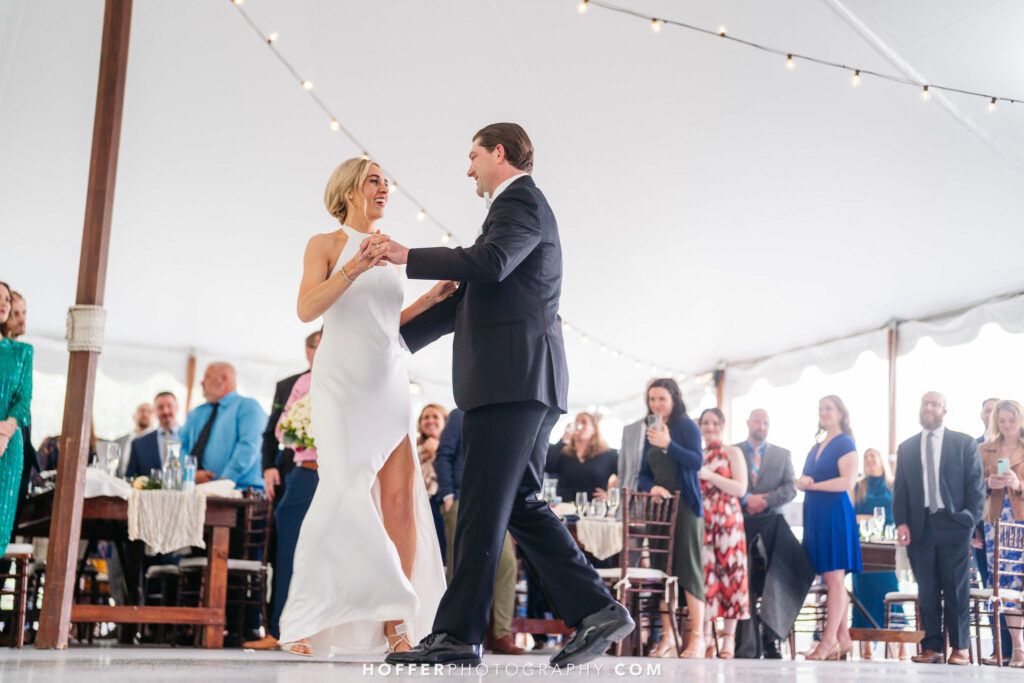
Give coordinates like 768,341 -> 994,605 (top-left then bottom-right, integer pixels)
483,172 -> 529,208
920,425 -> 946,510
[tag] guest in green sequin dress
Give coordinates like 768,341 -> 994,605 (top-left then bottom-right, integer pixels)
0,281 -> 33,557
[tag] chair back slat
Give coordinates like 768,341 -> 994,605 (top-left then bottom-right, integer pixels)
619,488 -> 680,580
240,489 -> 273,562
995,518 -> 1024,582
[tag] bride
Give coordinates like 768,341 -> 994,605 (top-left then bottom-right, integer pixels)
278,157 -> 454,657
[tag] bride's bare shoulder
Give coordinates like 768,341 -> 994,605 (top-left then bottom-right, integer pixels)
305,230 -> 348,258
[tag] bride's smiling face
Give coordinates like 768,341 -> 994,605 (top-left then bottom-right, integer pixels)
349,163 -> 390,221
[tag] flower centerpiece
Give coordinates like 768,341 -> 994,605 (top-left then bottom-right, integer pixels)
279,394 -> 316,451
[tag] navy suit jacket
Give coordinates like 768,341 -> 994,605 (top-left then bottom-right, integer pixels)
126,430 -> 162,479
435,408 -> 465,502
400,175 -> 569,413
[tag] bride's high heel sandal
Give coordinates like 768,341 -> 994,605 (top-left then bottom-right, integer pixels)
280,639 -> 313,657
385,621 -> 412,653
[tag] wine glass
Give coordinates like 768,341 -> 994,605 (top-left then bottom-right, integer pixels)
872,506 -> 886,540
575,491 -> 589,517
607,487 -> 621,518
590,499 -> 607,518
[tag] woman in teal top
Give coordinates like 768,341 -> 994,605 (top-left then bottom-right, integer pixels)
851,448 -> 905,659
0,281 -> 33,557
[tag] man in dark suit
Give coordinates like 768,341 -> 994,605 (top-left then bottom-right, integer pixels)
893,391 -> 985,666
734,409 -> 797,658
261,330 -> 321,505
382,123 -> 631,667
126,392 -> 180,479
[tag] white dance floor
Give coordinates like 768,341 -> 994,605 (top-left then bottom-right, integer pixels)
1,646 -> 1019,682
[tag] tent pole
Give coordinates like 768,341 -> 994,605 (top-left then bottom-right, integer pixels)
185,352 -> 197,411
887,321 -> 899,456
35,0 -> 133,650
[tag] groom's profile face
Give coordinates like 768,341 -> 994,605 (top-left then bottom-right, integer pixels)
467,140 -> 502,198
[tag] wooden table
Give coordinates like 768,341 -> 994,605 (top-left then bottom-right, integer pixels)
860,541 -> 898,573
18,489 -> 249,648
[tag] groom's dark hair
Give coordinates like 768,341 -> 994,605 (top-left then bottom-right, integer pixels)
473,123 -> 534,174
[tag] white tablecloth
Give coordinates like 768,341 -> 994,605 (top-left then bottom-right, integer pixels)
127,489 -> 207,554
83,468 -> 133,499
575,518 -> 623,560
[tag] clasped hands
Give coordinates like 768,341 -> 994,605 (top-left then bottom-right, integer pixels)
353,232 -> 457,303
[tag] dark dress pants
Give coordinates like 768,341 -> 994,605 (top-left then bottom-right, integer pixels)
432,401 -> 613,644
906,511 -> 973,652
268,466 -> 319,639
735,512 -> 783,657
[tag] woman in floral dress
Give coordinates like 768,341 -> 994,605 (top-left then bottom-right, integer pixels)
697,408 -> 750,659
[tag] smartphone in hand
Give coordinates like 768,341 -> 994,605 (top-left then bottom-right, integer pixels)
998,458 -> 1011,475
647,414 -> 664,430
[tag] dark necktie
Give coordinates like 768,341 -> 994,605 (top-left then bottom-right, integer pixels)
925,431 -> 939,513
191,403 -> 220,470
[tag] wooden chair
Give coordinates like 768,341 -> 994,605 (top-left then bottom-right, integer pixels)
974,518 -> 1024,667
0,543 -> 33,648
594,488 -> 680,656
179,491 -> 273,643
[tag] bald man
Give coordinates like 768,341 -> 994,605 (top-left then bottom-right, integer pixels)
180,362 -> 266,489
893,392 -> 984,666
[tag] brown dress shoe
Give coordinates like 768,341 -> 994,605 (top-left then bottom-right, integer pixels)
242,635 -> 279,650
911,649 -> 943,664
947,649 -> 971,666
489,635 -> 525,655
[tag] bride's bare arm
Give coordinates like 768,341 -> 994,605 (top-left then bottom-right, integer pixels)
297,233 -> 387,322
400,280 -> 458,326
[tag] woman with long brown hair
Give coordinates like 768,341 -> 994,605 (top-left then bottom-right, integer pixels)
795,395 -> 861,660
545,412 -> 617,503
417,404 -> 448,560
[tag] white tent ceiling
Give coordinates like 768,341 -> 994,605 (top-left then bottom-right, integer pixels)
2,0 -> 1022,416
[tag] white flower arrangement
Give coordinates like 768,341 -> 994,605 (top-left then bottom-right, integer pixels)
279,394 -> 316,451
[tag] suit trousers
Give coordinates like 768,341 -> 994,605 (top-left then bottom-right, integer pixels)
268,466 -> 319,639
432,401 -> 612,643
906,510 -> 973,651
441,498 -> 518,638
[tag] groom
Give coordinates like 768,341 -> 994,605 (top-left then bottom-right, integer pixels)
376,123 -> 633,666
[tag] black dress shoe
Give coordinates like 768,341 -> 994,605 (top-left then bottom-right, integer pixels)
551,603 -> 635,667
763,640 -> 783,659
384,632 -> 482,666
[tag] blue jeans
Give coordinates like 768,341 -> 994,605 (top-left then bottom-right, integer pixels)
268,466 -> 319,639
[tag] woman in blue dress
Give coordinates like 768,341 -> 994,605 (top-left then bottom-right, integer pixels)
795,394 -> 861,660
851,448 -> 906,660
0,281 -> 33,558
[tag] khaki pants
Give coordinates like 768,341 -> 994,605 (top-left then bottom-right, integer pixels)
442,498 -> 517,638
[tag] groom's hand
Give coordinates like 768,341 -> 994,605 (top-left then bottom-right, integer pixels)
360,234 -> 408,265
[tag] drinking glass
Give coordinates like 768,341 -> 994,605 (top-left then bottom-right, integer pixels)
872,507 -> 886,539
94,442 -> 110,471
102,442 -> 121,478
607,487 -> 621,517
575,491 -> 589,517
590,500 -> 608,518
859,519 -> 871,541
884,524 -> 896,542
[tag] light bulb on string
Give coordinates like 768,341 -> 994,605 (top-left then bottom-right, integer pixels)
651,18 -> 661,33
440,233 -> 451,244
718,25 -> 727,36
786,54 -> 795,71
361,153 -> 370,161
581,335 -> 590,344
851,70 -> 861,87
920,86 -> 931,102
563,322 -> 572,333
232,0 -> 243,5
577,0 -> 588,14
329,119 -> 339,131
650,365 -> 659,374
388,183 -> 397,193
987,97 -> 997,113
634,360 -> 643,370
302,80 -> 313,90
416,210 -> 426,222
600,344 -> 608,354
611,349 -> 620,358
267,31 -> 279,44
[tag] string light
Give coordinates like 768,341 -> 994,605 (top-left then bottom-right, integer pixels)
227,0 -> 694,386
920,85 -> 931,102
577,0 -> 588,13
987,97 -> 997,113
578,1 -> 1022,112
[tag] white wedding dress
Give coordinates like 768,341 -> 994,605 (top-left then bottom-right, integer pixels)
278,224 -> 446,656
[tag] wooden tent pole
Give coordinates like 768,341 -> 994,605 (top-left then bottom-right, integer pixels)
185,352 -> 197,411
887,321 -> 899,456
35,0 -> 133,650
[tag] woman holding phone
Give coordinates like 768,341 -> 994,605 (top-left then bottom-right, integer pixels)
637,378 -> 706,658
980,399 -> 1024,667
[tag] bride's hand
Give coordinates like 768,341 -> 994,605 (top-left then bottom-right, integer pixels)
428,280 -> 458,303
347,232 -> 389,278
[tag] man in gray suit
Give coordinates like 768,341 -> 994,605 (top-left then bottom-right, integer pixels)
735,409 -> 796,658
617,379 -> 658,492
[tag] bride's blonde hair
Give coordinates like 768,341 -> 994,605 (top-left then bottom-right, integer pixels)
323,157 -> 376,224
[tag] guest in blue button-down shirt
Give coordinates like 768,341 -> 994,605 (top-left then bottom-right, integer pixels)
180,362 -> 266,490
